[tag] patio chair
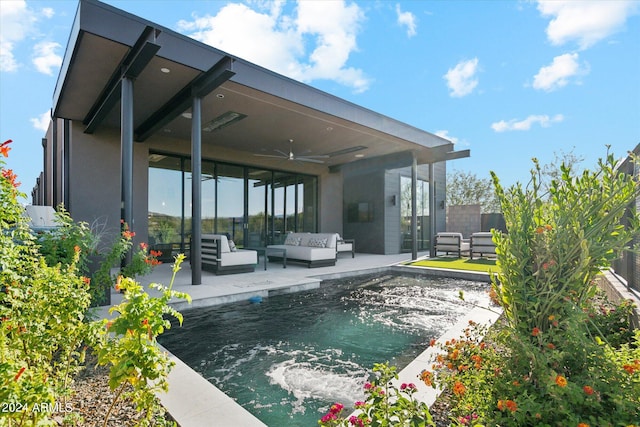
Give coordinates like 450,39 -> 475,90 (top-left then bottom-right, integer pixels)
470,232 -> 497,259
201,234 -> 257,274
434,232 -> 470,258
336,236 -> 355,258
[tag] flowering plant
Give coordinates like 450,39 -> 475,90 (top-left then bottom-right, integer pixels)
420,151 -> 640,426
318,362 -> 434,426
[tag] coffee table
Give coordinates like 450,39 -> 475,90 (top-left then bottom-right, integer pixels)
246,247 -> 287,270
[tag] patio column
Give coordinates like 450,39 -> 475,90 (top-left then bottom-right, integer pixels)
191,96 -> 202,285
121,76 -> 134,265
411,154 -> 418,261
429,163 -> 436,258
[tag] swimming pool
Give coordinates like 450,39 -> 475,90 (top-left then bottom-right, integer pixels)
158,272 -> 490,426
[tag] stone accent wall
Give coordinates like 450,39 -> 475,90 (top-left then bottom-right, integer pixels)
446,204 -> 481,238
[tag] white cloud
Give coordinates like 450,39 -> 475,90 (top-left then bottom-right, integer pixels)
32,41 -> 62,75
0,0 -> 57,73
537,0 -> 640,50
532,53 -> 588,92
177,0 -> 371,93
434,130 -> 458,145
443,58 -> 479,97
30,110 -> 51,132
396,4 -> 417,37
491,114 -> 564,132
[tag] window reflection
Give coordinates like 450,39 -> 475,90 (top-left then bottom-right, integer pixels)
148,153 -> 317,253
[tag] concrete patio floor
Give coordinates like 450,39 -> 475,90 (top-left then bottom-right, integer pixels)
94,251 -> 496,427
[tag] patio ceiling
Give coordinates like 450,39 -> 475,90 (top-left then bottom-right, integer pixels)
53,0 -> 468,169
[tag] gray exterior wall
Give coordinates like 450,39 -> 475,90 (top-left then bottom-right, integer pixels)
67,124 -> 149,247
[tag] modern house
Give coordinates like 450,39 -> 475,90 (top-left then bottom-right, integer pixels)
32,0 -> 469,284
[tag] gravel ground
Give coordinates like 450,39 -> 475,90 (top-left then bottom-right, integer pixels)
53,358 -> 175,427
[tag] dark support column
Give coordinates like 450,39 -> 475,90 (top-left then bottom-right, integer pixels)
121,76 -> 134,264
429,163 -> 437,258
191,96 -> 202,285
63,119 -> 70,209
52,119 -> 58,207
411,154 -> 418,261
41,138 -> 47,206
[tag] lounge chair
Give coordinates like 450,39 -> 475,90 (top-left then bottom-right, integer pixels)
434,232 -> 470,257
201,234 -> 257,274
336,236 -> 355,258
470,232 -> 497,259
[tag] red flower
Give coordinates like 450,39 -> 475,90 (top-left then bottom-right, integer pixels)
582,385 -> 594,395
142,319 -> 149,326
139,242 -> 148,250
122,230 -> 135,239
329,403 -> 343,414
532,327 -> 541,337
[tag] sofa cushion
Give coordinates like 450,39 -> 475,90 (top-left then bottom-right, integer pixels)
308,237 -> 328,248
218,250 -> 257,267
202,234 -> 231,253
284,235 -> 302,246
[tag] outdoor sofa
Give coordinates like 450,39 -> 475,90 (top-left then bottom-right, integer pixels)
201,234 -> 257,275
267,232 -> 339,267
470,231 -> 497,259
434,232 -> 470,258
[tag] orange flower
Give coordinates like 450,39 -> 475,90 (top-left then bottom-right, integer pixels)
2,168 -> 20,187
429,338 -> 437,347
582,385 -> 594,395
548,315 -> 555,321
622,364 -> 636,375
14,367 -> 26,381
450,349 -> 459,360
452,381 -> 466,396
555,375 -> 567,387
115,276 -> 122,291
0,139 -> 12,157
505,400 -> 517,412
105,321 -> 113,330
142,319 -> 149,326
535,226 -> 545,234
420,370 -> 433,387
74,245 -> 81,253
577,424 -> 589,427
532,327 -> 541,337
122,230 -> 135,239
544,224 -> 553,231
139,242 -> 148,250
547,343 -> 556,350
81,276 -> 91,286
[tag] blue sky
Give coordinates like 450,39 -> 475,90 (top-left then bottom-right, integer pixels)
1,0 -> 639,201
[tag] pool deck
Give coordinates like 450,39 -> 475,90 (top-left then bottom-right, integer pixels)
95,252 -> 496,427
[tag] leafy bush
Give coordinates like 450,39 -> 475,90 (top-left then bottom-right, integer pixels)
420,151 -> 640,426
1,139 -> 188,426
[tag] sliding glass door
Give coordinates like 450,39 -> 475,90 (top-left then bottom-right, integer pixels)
148,153 -> 318,253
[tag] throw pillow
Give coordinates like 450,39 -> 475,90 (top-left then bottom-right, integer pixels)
308,237 -> 327,248
284,235 -> 302,246
228,240 -> 237,252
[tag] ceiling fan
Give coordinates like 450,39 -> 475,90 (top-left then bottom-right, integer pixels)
254,139 -> 329,164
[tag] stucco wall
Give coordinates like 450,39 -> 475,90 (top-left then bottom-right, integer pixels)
68,124 -> 148,247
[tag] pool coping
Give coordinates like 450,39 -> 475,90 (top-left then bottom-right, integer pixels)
154,265 -> 498,427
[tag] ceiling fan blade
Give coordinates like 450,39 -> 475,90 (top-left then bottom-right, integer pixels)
298,155 -> 329,159
253,153 -> 287,159
274,149 -> 289,157
296,157 -> 325,164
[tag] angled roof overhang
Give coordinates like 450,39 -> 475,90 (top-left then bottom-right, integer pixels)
53,0 -> 469,169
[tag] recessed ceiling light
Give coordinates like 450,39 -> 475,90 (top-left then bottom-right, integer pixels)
355,154 -> 365,158
181,112 -> 192,119
216,93 -> 225,99
160,67 -> 170,73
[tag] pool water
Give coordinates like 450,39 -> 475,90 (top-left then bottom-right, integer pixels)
158,273 -> 490,426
